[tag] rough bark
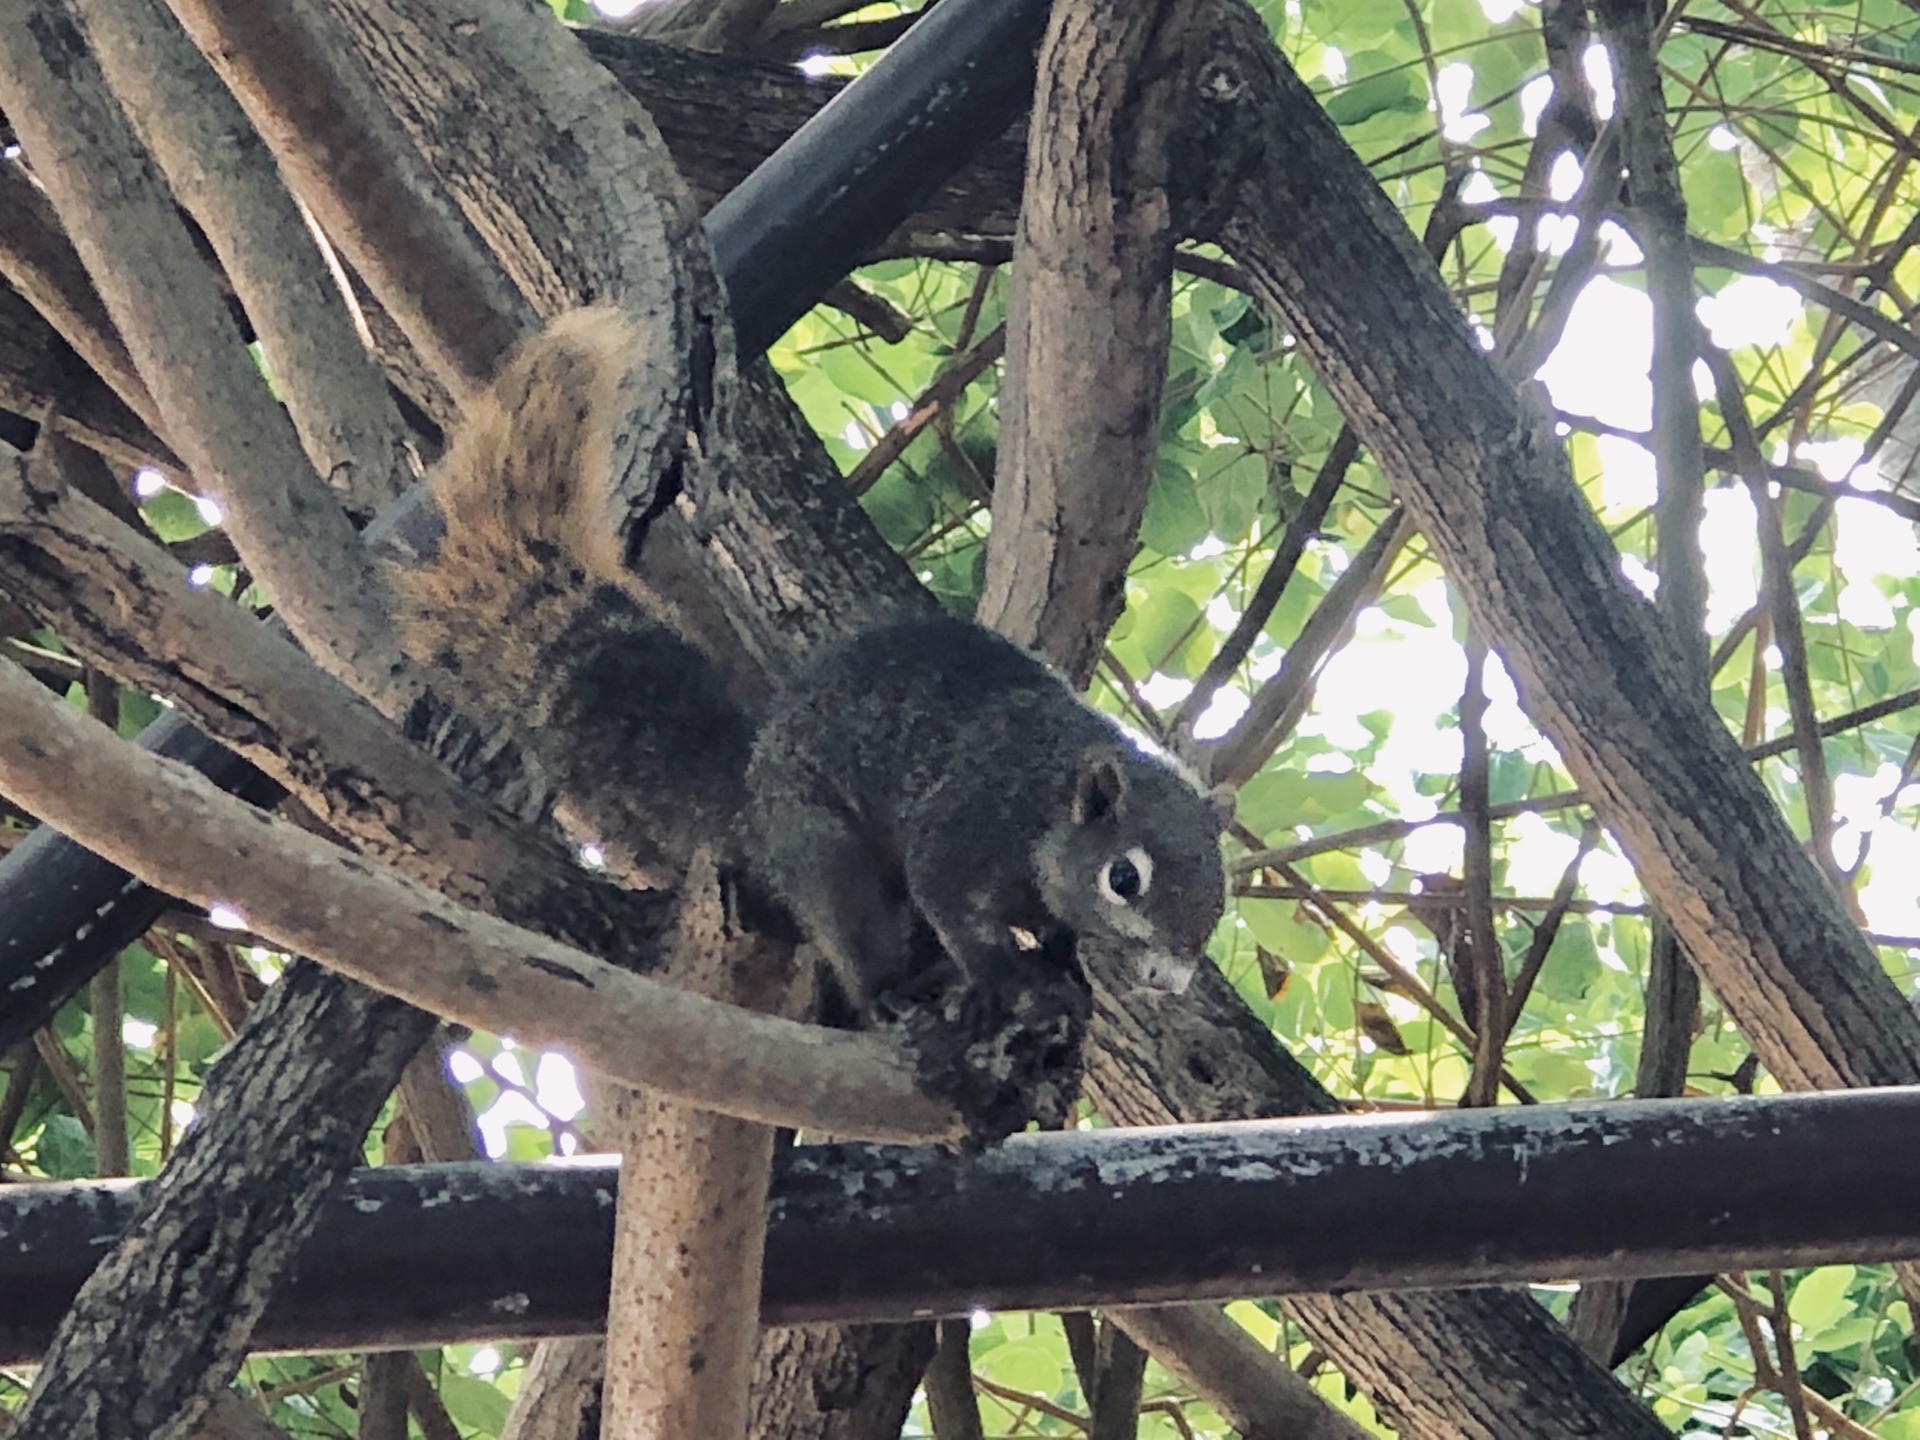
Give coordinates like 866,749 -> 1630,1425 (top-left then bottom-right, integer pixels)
0,277 -> 170,469
0,10 -> 787,1436
3,960 -> 432,1440
0,0 -> 400,697
73,0 -> 415,517
0,161 -> 157,436
981,0 -> 1199,685
163,0 -> 530,391
600,860 -> 793,1440
0,461 -> 592,908
747,1324 -> 935,1440
0,8 -> 1826,1439
0,657 -> 954,1140
500,1341 -> 605,1440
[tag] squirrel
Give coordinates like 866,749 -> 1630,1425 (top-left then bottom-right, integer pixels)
389,308 -> 1227,1020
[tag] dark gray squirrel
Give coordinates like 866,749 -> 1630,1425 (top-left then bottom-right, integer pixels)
391,309 -> 1227,1021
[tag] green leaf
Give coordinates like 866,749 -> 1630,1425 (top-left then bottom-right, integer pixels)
1239,898 -> 1329,962
1128,588 -> 1205,676
861,471 -> 938,549
1138,459 -> 1210,557
1323,65 -> 1422,128
1199,449 -> 1270,545
439,1371 -> 514,1434
34,1113 -> 96,1179
139,489 -> 210,544
1791,1265 -> 1858,1336
1536,921 -> 1602,1004
974,1336 -> 1068,1399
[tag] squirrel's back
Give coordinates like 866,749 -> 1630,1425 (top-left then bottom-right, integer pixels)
388,309 -> 752,883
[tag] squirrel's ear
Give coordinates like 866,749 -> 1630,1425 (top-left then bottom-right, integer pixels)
1072,754 -> 1128,825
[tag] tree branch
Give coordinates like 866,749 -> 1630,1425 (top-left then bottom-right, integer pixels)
979,0 -> 1202,686
1109,1306 -> 1370,1440
0,656 -> 955,1141
73,0 -> 416,519
1202,0 -> 1920,1091
163,0 -> 531,391
0,160 -> 159,439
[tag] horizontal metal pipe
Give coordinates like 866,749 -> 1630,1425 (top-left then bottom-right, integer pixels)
3,1086 -> 1916,1360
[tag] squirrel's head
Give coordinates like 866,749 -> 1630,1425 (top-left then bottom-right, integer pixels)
1033,748 -> 1227,992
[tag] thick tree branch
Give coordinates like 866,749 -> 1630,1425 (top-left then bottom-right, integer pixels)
163,0 -> 530,392
0,657 -> 955,1141
600,857 -> 794,1440
1200,0 -> 1920,1091
0,452 -> 569,907
979,0 -> 1200,686
0,274 -> 169,470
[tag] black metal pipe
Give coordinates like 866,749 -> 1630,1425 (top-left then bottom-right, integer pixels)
709,0 -> 1050,355
4,1087 -> 1918,1361
0,0 -> 1049,1050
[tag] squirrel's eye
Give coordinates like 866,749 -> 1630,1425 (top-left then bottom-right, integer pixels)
1098,847 -> 1154,904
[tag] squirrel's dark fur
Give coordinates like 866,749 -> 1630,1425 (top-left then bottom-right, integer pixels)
750,620 -> 1225,1015
391,309 -> 1226,1018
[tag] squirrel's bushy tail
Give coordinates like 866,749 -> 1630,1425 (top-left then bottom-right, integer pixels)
393,307 -> 635,694
391,308 -> 753,885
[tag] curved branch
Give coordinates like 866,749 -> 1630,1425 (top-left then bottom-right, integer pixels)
0,445 -> 566,906
0,655 -> 958,1145
978,0 -> 1201,686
